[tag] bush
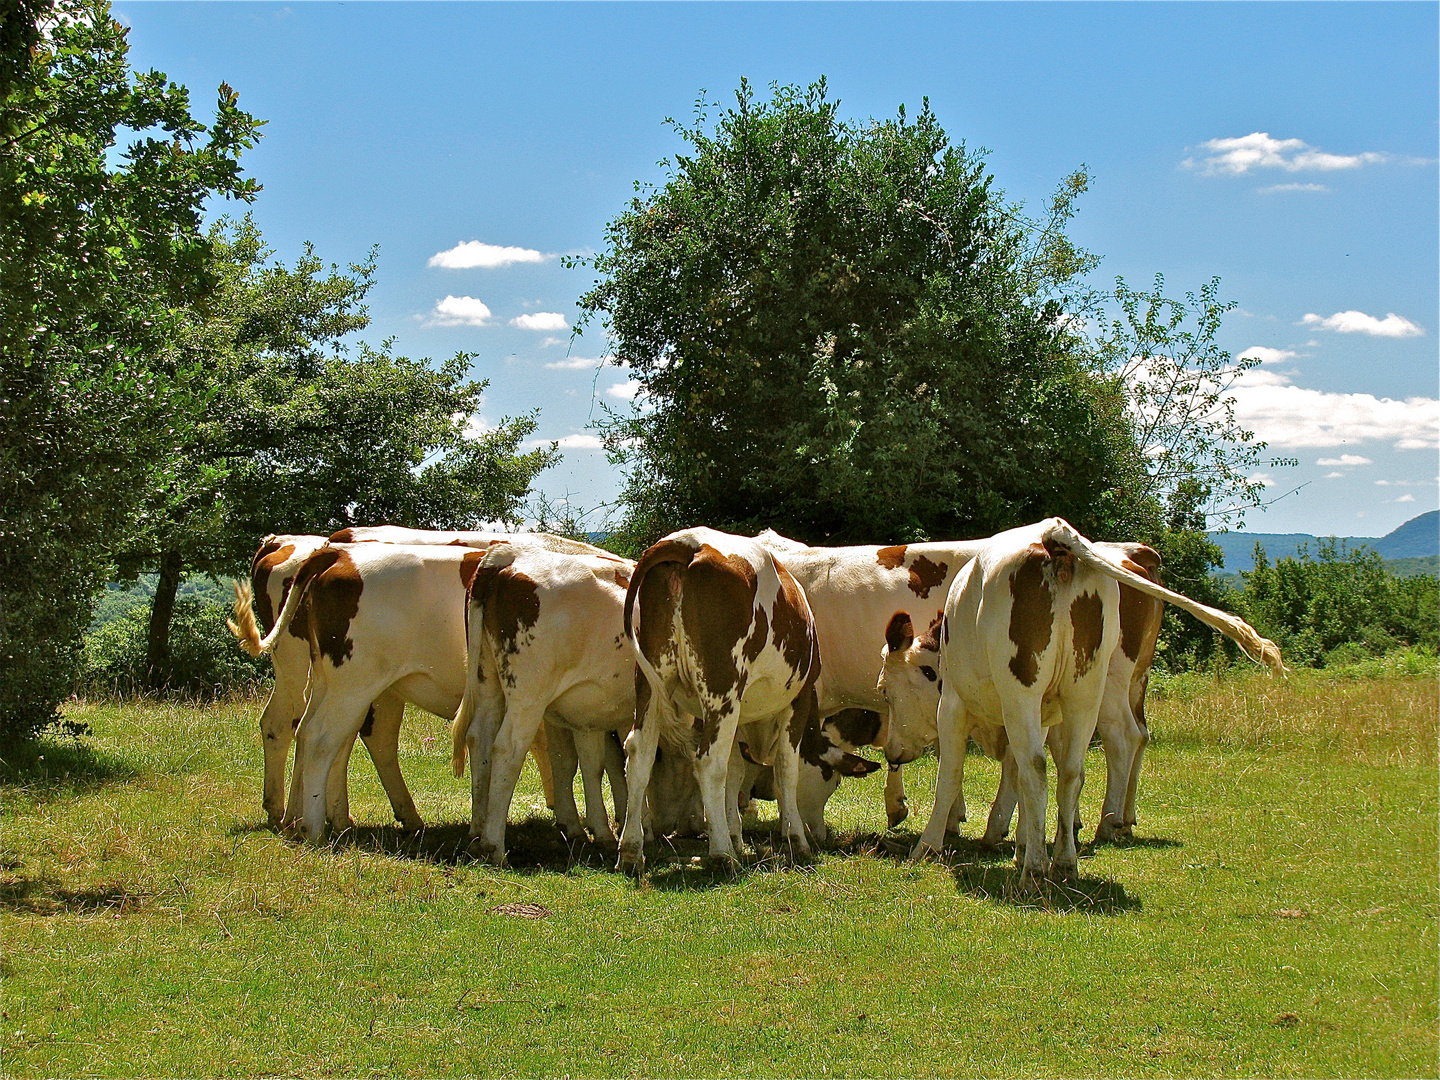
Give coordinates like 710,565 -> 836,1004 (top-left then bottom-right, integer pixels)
1236,539 -> 1439,667
77,594 -> 268,700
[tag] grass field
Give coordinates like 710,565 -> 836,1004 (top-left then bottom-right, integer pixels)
2,663 -> 1436,1077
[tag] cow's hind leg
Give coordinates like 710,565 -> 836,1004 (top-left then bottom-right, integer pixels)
1000,698 -> 1048,890
695,706 -> 745,867
546,722 -> 585,842
1094,697 -> 1140,845
474,703 -> 546,866
604,730 -> 629,832
617,713 -> 662,875
912,693 -> 968,861
296,686 -> 374,842
573,728 -> 617,848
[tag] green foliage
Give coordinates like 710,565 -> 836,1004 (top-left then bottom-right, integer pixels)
77,593 -> 267,700
0,0 -> 261,742
117,217 -> 560,582
109,216 -> 559,692
577,79 -> 1151,547
1236,539 -> 1439,667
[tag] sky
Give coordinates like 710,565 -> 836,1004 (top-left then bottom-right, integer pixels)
113,1 -> 1439,540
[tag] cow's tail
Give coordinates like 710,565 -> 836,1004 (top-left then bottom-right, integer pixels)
1040,518 -> 1287,675
227,581 -> 263,657
241,545 -> 339,658
451,544 -> 518,777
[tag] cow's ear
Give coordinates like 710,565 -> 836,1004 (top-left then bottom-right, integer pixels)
885,612 -> 915,654
837,752 -> 882,778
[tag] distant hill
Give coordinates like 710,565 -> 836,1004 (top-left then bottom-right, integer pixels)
1210,511 -> 1438,573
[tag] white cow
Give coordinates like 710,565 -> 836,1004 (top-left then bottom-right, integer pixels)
234,541 -> 620,840
450,544 -> 641,864
881,518 -> 1284,887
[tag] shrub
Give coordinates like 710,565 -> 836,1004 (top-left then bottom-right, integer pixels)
78,593 -> 268,700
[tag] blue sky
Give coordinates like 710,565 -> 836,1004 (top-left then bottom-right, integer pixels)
115,1 -> 1438,540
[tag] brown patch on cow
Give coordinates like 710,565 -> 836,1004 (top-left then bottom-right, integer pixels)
634,561 -> 682,668
827,708 -> 882,749
1127,545 -> 1162,575
613,568 -> 631,591
1069,591 -> 1104,677
459,549 -> 485,590
681,546 -> 758,706
250,543 -> 296,634
942,614 -> 950,644
358,706 -> 376,739
769,560 -> 813,677
876,545 -> 908,571
1117,559 -> 1164,683
303,548 -> 364,668
291,716 -> 301,732
741,604 -> 769,665
1007,550 -> 1054,687
907,554 -> 949,599
490,568 -> 542,659
917,612 -> 944,653
447,538 -> 469,546
329,528 -> 356,543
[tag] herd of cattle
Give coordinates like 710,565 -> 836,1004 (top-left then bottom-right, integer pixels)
228,518 -> 1286,888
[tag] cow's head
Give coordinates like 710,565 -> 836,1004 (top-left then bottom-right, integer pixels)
878,611 -> 943,765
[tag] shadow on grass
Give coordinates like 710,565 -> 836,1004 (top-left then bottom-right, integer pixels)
0,874 -> 147,916
0,738 -> 140,801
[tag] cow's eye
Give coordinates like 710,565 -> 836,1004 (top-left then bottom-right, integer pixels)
919,665 -> 937,682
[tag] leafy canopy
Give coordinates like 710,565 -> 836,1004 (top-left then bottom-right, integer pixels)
575,79 -> 1151,547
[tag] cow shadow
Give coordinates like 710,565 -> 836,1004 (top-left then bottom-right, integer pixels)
0,738 -> 139,802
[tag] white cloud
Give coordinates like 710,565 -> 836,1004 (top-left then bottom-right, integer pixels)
544,356 -> 604,370
1227,366 -> 1439,450
557,434 -> 604,449
427,295 -> 492,327
606,379 -> 641,401
1248,472 -> 1276,488
428,241 -> 547,269
541,336 -> 566,348
1316,454 -> 1372,466
1238,346 -> 1298,365
1396,494 -> 1416,503
1184,132 -> 1387,176
1258,183 -> 1328,194
510,312 -> 569,332
1301,310 -> 1423,338
1323,472 -> 1345,479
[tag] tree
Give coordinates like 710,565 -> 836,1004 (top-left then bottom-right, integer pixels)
574,79 -> 1152,549
1089,274 -> 1293,529
1,0 -> 261,741
115,218 -> 561,689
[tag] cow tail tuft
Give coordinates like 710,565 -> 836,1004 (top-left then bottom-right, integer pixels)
227,581 -> 262,657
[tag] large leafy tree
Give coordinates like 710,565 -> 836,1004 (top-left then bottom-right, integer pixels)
116,218 -> 559,687
576,79 -> 1152,548
0,0 -> 261,740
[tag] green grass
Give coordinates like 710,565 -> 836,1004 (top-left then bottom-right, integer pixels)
2,668 -> 1436,1078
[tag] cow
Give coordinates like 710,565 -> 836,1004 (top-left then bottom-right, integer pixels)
328,524 -> 609,557
616,528 -> 878,874
877,541 -> 1167,845
232,540 -> 620,840
449,543 -> 642,864
231,531 -> 587,829
752,531 -> 985,834
879,517 -> 1284,888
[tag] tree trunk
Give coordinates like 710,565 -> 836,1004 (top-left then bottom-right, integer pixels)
145,549 -> 184,691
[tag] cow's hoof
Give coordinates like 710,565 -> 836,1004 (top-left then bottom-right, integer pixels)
909,838 -> 941,863
397,816 -> 425,833
1015,866 -> 1046,895
616,846 -> 645,877
887,803 -> 909,830
1049,860 -> 1079,885
1093,821 -> 1117,845
705,852 -> 741,875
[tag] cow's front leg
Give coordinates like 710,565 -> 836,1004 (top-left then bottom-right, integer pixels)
546,722 -> 584,842
912,692 -> 967,861
884,763 -> 909,829
771,714 -> 810,861
981,747 -> 1019,847
604,730 -> 629,832
297,689 -> 371,842
573,728 -> 618,848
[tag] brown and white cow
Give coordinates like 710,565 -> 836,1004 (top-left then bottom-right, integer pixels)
328,524 -> 610,557
449,543 -> 641,864
878,541 -> 1167,845
234,540 -> 618,840
616,528 -> 877,873
880,517 -> 1283,887
752,531 -> 985,833
231,531 -> 585,829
